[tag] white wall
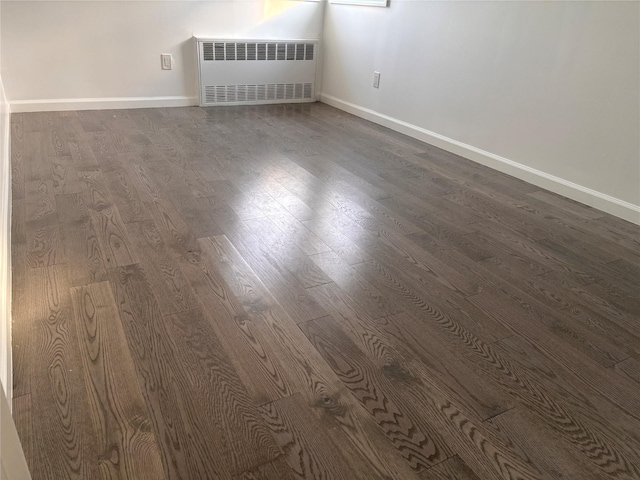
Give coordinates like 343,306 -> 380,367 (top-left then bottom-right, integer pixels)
0,0 -> 13,403
321,1 -> 640,223
0,76 -> 9,404
2,0 -> 324,110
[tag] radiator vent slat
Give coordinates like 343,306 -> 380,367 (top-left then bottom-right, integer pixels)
204,83 -> 314,104
203,42 -> 214,61
257,43 -> 267,61
267,43 -> 277,61
225,43 -> 236,61
286,43 -> 295,61
214,43 -> 225,60
203,41 -> 315,62
237,43 -> 246,61
247,43 -> 257,61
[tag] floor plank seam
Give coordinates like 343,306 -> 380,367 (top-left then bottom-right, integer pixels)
481,406 -> 517,423
235,454 -> 287,477
10,392 -> 31,401
607,357 -> 633,369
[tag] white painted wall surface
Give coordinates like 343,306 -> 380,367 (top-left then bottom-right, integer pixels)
0,0 -> 12,403
0,73 -> 10,405
321,1 -> 640,220
2,0 -> 324,109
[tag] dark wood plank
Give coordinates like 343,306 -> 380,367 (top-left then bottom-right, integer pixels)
242,216 -> 332,289
162,309 -> 282,474
89,206 -> 137,268
10,115 -> 25,199
268,211 -> 331,256
11,198 -> 26,246
26,223 -> 65,268
25,179 -> 57,224
233,456 -> 296,480
308,250 -> 404,319
300,316 -> 541,479
50,155 -> 81,195
108,264 -> 235,480
485,408 -> 619,480
60,220 -> 109,286
70,282 -> 166,479
325,210 -> 481,297
199,235 -> 425,479
302,215 -> 372,266
258,394 -> 365,480
11,251 -> 31,397
352,257 -> 512,344
614,358 -> 640,387
172,237 -> 296,406
55,193 -> 90,224
491,336 -> 640,468
103,167 -> 147,223
305,283 -> 513,421
419,456 -> 481,480
468,292 -> 640,421
125,220 -> 197,315
27,265 -> 101,479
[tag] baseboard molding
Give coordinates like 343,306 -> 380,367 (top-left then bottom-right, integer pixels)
10,95 -> 198,113
320,93 -> 640,226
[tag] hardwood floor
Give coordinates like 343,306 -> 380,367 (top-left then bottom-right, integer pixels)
10,103 -> 640,480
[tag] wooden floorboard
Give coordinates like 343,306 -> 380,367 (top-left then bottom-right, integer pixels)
10,103 -> 640,479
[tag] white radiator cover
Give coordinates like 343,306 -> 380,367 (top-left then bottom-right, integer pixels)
195,37 -> 319,107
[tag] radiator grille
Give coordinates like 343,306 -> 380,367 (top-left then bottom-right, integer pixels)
202,41 -> 315,61
205,83 -> 314,104
198,38 -> 318,107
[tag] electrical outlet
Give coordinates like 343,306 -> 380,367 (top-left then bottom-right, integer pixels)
373,71 -> 381,88
161,54 -> 173,70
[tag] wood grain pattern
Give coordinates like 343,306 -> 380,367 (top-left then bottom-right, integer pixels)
11,115 -> 26,199
26,223 -> 65,268
12,104 -> 640,480
174,237 -> 295,406
484,408 -> 610,480
199,236 -> 426,480
60,219 -> 109,287
162,308 -> 282,474
11,253 -> 31,397
108,264 -> 234,480
71,282 -> 166,479
89,206 -> 137,267
419,456 -> 481,480
125,220 -> 198,316
258,394 -> 361,480
300,316 -> 542,479
28,265 -> 101,479
232,456 -> 296,480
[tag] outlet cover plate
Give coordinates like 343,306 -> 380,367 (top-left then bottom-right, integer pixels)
373,71 -> 381,88
161,54 -> 173,70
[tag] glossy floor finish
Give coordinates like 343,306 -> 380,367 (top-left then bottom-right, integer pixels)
10,103 -> 640,479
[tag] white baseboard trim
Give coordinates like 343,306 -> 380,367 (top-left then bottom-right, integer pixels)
320,93 -> 640,226
10,96 -> 198,113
